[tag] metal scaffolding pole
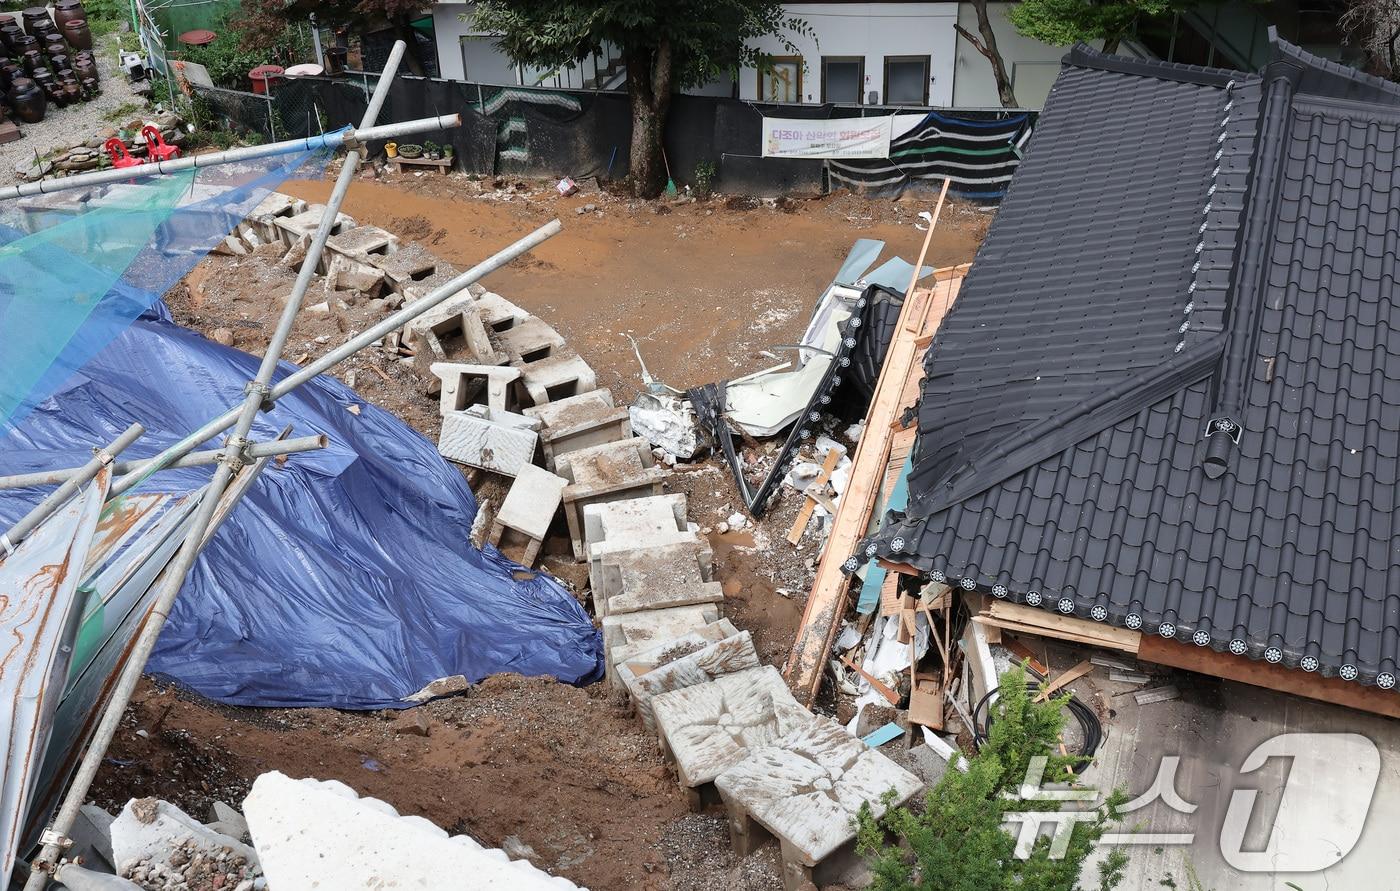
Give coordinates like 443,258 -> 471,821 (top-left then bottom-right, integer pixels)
21,40 -> 415,889
108,218 -> 563,499
0,115 -> 459,202
0,434 -> 327,491
0,423 -> 143,555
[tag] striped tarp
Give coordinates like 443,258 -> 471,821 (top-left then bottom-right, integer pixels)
827,110 -> 1034,200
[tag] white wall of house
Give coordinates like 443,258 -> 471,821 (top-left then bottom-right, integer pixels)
953,2 -> 1068,108
740,3 -> 960,106
428,1 -> 1086,109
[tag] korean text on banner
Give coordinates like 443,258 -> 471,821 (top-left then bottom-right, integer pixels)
761,117 -> 894,160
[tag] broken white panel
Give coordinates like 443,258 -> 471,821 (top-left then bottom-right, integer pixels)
629,392 -> 703,459
243,771 -> 578,890
438,406 -> 540,476
725,306 -> 850,438
110,799 -> 260,875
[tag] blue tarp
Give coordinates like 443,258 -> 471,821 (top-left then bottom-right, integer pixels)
0,297 -> 605,709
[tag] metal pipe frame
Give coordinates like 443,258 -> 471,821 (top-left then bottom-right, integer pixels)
0,115 -> 459,202
0,423 -> 144,555
109,217 -> 563,499
20,41 -> 416,889
0,435 -> 327,492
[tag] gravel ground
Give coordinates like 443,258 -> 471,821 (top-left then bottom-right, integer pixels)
0,30 -> 148,185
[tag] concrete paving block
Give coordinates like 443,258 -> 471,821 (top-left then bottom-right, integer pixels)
516,351 -> 598,407
652,666 -> 811,788
438,407 -> 540,476
622,631 -> 762,732
431,362 -> 520,415
243,771 -> 578,890
110,798 -> 260,873
715,715 -> 923,870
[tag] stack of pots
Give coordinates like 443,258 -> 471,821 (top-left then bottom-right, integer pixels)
0,1 -> 95,123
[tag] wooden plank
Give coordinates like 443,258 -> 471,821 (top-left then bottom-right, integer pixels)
876,557 -> 923,577
1002,635 -> 1048,675
975,616 -> 1140,654
878,573 -> 902,616
786,448 -> 842,545
908,679 -> 944,729
1034,660 -> 1094,702
785,264 -> 967,706
1137,634 -> 1400,719
839,655 -> 901,706
1133,685 -> 1181,705
981,601 -> 1142,653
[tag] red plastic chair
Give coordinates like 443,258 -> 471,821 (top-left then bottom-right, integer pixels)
103,138 -> 141,169
141,125 -> 181,162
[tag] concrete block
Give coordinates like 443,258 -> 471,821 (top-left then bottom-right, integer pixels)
603,604 -> 722,689
273,204 -> 356,250
595,540 -> 721,617
247,191 -> 306,241
652,666 -> 811,787
524,389 -> 632,470
401,265 -> 469,304
325,253 -> 386,298
474,291 -> 531,333
496,316 -> 567,364
715,715 -> 923,867
488,464 -> 567,566
243,771 -> 579,890
431,362 -> 520,416
581,493 -> 688,546
110,798 -> 260,876
515,351 -> 598,407
370,241 -> 444,292
407,297 -> 504,365
438,407 -> 540,476
557,439 -> 669,559
325,224 -> 399,261
622,631 -> 761,732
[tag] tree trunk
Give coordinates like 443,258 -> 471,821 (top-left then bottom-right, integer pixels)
954,0 -> 1018,108
624,38 -> 673,199
392,14 -> 427,76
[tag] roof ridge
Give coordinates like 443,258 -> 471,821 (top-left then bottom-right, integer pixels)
909,335 -> 1224,519
1063,44 -> 1244,87
1270,29 -> 1400,105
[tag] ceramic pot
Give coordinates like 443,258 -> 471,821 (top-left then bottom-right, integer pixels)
53,1 -> 86,31
61,19 -> 90,51
8,76 -> 45,122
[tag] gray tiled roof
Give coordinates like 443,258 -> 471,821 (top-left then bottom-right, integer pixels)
860,34 -> 1400,688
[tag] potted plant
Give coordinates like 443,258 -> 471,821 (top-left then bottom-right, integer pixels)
423,140 -> 440,160
443,144 -> 454,162
397,143 -> 422,159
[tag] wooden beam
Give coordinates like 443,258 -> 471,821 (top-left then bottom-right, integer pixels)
839,655 -> 901,706
1137,635 -> 1400,720
972,600 -> 1142,654
786,448 -> 842,545
1034,660 -> 1094,702
784,268 -> 967,706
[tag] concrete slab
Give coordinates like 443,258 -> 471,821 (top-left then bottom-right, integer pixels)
715,715 -> 923,875
431,362 -> 520,415
652,666 -> 812,788
622,631 -> 762,732
557,438 -> 669,560
243,771 -> 578,890
438,407 -> 540,476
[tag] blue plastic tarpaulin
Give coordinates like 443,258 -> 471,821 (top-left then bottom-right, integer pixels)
0,297 -> 604,709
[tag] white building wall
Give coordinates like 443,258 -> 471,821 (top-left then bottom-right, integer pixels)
952,2 -> 1068,108
431,1 -> 606,88
740,3 -> 959,106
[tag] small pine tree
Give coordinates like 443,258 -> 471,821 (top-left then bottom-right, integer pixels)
855,666 -> 1129,891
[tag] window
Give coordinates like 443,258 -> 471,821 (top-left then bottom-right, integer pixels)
884,55 -> 930,105
821,56 -> 864,104
758,56 -> 802,103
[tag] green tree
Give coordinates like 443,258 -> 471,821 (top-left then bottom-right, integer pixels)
472,1 -> 808,198
1007,0 -> 1173,54
856,666 -> 1129,891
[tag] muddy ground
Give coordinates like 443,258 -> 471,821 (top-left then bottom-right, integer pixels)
97,169 -> 989,890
